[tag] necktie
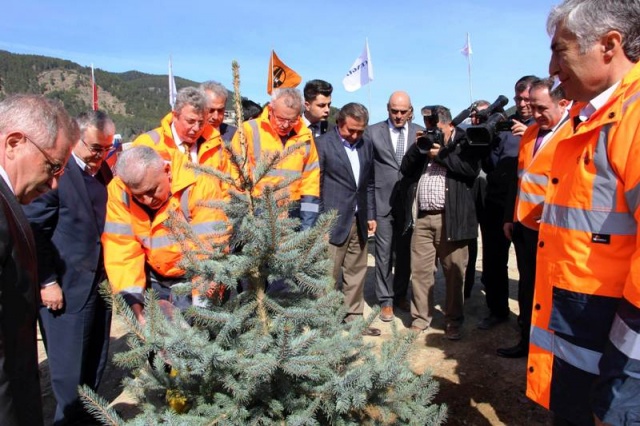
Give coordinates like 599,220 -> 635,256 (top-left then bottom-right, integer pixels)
533,129 -> 550,155
309,123 -> 320,138
183,143 -> 192,162
395,128 -> 405,165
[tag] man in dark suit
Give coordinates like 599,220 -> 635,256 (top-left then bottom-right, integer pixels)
302,79 -> 333,138
316,103 -> 379,336
24,110 -> 115,425
362,91 -> 424,322
0,94 -> 78,426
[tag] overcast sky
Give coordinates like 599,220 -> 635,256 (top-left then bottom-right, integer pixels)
0,0 -> 559,123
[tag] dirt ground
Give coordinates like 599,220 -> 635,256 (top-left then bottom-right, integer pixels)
38,245 -> 554,425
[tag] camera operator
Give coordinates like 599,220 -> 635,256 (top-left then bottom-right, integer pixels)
400,105 -> 480,340
464,100 -> 490,299
478,75 -> 538,330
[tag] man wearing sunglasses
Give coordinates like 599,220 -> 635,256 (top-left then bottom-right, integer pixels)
0,94 -> 77,426
24,110 -> 116,425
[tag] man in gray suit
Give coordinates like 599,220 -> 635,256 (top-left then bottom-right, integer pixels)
317,103 -> 379,336
362,91 -> 424,322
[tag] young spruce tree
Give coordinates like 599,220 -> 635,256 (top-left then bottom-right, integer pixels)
81,62 -> 447,425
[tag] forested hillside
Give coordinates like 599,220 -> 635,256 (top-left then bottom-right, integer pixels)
0,50 -> 232,139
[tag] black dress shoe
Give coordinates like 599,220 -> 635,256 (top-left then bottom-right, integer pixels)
394,299 -> 411,312
496,342 -> 528,358
477,314 -> 508,330
362,327 -> 381,337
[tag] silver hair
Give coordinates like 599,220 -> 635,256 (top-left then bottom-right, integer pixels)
199,80 -> 228,102
337,103 -> 369,125
75,110 -> 115,137
0,94 -> 78,151
270,88 -> 304,113
173,87 -> 208,115
547,0 -> 640,61
115,146 -> 164,187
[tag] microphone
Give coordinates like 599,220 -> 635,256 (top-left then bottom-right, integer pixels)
474,95 -> 509,122
451,104 -> 476,127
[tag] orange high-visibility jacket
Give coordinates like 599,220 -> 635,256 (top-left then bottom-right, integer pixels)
527,61 -> 640,425
133,112 -> 229,172
514,118 -> 572,230
231,107 -> 320,229
102,154 -> 227,306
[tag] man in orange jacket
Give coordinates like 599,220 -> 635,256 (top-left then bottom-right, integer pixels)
527,1 -> 640,424
499,77 -> 570,358
133,87 -> 228,174
102,146 -> 227,324
231,87 -> 320,230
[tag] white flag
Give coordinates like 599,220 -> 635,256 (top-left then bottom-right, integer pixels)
342,40 -> 374,92
461,33 -> 472,57
168,56 -> 177,109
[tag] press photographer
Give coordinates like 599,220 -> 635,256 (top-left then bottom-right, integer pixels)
476,75 -> 537,331
399,105 -> 480,340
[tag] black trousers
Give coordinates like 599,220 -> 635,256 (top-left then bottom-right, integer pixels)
512,223 -> 538,343
479,199 -> 512,318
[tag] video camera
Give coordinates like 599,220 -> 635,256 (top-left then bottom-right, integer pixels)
417,105 -> 445,151
465,95 -> 511,146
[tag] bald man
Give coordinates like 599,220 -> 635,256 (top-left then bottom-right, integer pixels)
362,91 -> 424,322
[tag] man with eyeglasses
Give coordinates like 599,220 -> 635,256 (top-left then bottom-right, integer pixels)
231,87 -> 320,230
0,94 -> 78,426
478,75 -> 537,331
362,91 -> 424,322
23,110 -> 116,425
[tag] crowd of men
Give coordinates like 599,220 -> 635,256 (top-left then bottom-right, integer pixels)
0,0 -> 639,424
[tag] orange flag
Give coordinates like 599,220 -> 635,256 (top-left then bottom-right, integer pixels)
267,50 -> 301,95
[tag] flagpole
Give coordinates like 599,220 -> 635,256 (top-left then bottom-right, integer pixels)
366,38 -> 372,114
466,33 -> 473,103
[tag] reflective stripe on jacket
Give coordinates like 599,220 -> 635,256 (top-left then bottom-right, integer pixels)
231,108 -> 320,229
102,154 -> 227,305
514,119 -> 572,230
527,61 -> 640,425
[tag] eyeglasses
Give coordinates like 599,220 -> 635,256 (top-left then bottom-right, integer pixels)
81,138 -> 113,155
514,96 -> 531,104
273,114 -> 299,126
24,135 -> 64,177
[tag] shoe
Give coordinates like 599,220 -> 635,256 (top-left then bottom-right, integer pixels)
445,324 -> 461,340
409,325 -> 426,333
477,315 -> 508,330
496,342 -> 528,358
394,299 -> 411,312
361,327 -> 381,337
379,306 -> 395,322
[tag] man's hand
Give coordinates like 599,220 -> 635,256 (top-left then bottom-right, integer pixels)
511,119 -> 528,137
131,303 -> 146,326
503,222 -> 514,241
367,220 -> 377,236
41,283 -> 64,311
428,143 -> 441,159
